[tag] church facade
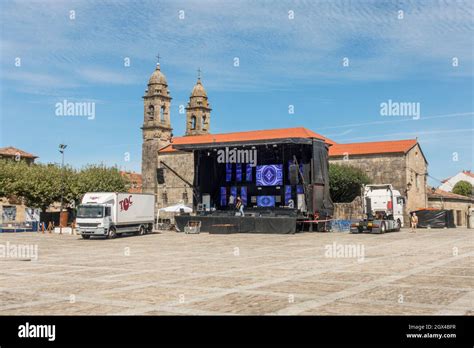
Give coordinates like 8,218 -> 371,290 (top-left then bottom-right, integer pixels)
141,63 -> 428,222
141,63 -> 208,211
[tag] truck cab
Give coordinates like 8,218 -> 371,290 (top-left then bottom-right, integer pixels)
364,184 -> 405,227
351,184 -> 405,234
76,203 -> 112,237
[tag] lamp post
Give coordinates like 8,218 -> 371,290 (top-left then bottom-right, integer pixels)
59,144 -> 67,234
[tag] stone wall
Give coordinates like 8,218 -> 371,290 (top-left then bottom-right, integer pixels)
329,153 -> 407,193
405,144 -> 428,215
157,151 -> 194,210
333,196 -> 364,220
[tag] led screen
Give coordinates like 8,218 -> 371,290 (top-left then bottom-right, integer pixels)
256,164 -> 283,186
257,195 -> 275,207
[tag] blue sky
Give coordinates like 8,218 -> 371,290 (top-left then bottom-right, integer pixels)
0,0 -> 472,186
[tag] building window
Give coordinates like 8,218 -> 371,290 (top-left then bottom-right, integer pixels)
191,115 -> 196,130
182,191 -> 188,203
160,106 -> 165,123
147,105 -> 154,120
202,115 -> 206,130
162,192 -> 168,204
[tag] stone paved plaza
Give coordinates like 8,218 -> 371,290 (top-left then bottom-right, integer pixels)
0,228 -> 472,315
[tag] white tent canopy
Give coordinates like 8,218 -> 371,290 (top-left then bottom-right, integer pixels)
158,203 -> 192,213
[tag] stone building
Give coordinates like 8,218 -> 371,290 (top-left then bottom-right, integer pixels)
120,171 -> 143,193
0,147 -> 38,226
0,146 -> 37,164
427,188 -> 473,227
140,63 -> 429,220
329,140 -> 428,222
439,170 -> 474,192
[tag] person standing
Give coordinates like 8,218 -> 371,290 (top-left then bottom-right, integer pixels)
410,212 -> 418,233
228,194 -> 235,210
235,196 -> 244,216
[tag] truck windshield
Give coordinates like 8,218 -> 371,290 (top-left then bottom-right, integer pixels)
77,205 -> 103,218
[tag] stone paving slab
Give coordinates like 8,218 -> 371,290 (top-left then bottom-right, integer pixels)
0,228 -> 472,315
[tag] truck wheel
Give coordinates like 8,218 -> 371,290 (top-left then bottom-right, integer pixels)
81,235 -> 90,239
108,227 -> 117,239
380,221 -> 387,233
396,219 -> 401,231
138,225 -> 146,236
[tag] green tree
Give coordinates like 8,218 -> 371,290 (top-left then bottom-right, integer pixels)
329,163 -> 371,203
452,180 -> 473,197
0,160 -> 62,210
74,165 -> 129,204
0,160 -> 130,210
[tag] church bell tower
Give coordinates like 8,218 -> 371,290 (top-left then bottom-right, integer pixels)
141,61 -> 172,194
185,69 -> 211,136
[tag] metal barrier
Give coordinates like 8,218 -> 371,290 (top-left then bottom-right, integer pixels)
0,221 -> 39,233
329,220 -> 353,232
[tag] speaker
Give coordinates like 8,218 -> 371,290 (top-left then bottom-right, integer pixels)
289,164 -> 298,185
156,168 -> 165,184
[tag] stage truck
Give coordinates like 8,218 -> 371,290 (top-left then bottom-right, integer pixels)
350,184 -> 404,234
169,133 -> 334,234
76,192 -> 154,239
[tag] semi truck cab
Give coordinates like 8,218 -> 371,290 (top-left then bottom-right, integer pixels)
351,184 -> 405,234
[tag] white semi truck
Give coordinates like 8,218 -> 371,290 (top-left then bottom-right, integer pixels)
350,184 -> 405,234
76,192 -> 154,239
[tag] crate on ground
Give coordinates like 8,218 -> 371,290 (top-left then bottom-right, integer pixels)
184,221 -> 201,234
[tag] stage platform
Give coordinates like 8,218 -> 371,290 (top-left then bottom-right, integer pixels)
175,214 -> 297,234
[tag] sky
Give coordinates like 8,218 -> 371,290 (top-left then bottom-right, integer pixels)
0,0 -> 473,187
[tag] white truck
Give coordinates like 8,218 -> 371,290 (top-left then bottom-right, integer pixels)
76,192 -> 154,239
351,184 -> 405,233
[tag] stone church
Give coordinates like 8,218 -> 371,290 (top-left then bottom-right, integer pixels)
141,63 -> 428,222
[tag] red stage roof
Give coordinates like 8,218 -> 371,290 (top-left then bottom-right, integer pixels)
159,127 -> 336,153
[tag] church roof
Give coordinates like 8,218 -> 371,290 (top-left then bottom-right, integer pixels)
159,127 -> 336,153
328,139 -> 419,157
190,78 -> 207,97
148,63 -> 167,85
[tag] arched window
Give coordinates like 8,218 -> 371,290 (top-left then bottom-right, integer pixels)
191,115 -> 196,130
202,115 -> 207,129
160,106 -> 165,123
147,105 -> 154,120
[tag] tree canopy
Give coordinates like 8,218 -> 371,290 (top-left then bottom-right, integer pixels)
452,180 -> 473,197
0,160 -> 129,210
329,163 -> 371,203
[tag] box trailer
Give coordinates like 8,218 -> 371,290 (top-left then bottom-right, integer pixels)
76,192 -> 154,239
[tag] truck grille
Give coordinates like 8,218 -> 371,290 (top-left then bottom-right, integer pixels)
78,223 -> 99,228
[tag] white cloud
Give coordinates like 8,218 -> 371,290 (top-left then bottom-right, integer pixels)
0,0 -> 472,94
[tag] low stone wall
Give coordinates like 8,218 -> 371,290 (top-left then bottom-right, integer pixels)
333,196 -> 364,220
